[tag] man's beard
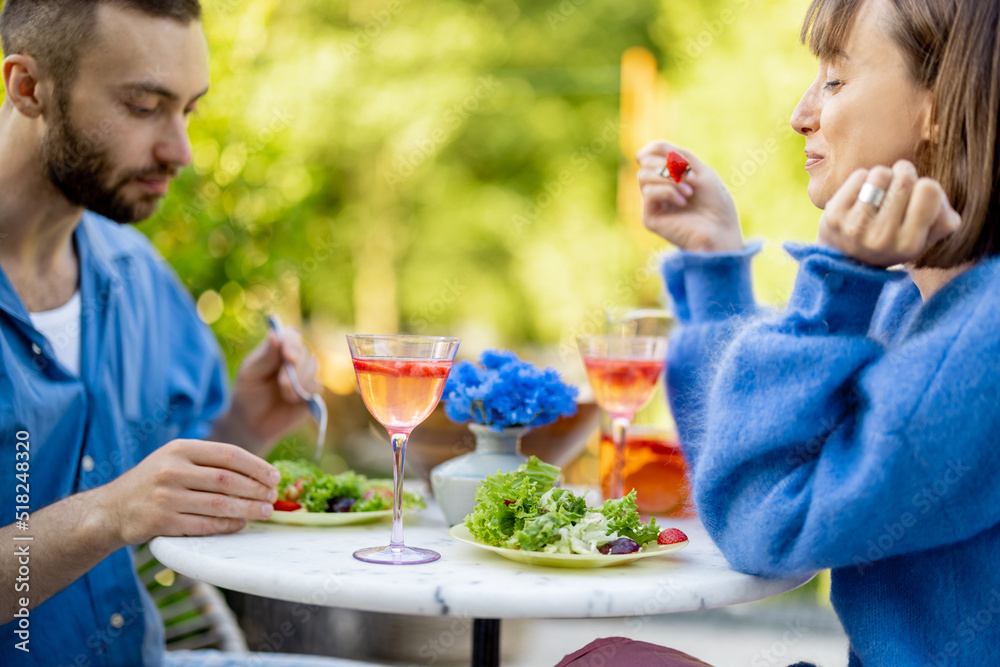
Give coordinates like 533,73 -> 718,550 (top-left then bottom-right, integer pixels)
41,95 -> 175,224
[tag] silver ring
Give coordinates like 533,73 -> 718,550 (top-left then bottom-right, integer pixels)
858,182 -> 886,209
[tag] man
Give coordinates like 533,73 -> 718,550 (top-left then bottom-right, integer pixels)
0,1 -> 324,664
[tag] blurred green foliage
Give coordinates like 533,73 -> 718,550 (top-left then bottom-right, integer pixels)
1,0 -> 823,369
0,0 -> 833,606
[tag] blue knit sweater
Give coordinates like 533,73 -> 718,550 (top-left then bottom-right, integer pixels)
661,241 -> 1000,667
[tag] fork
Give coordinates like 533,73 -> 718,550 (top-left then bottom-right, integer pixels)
267,314 -> 328,461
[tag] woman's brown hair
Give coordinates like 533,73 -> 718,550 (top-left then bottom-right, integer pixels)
801,0 -> 1000,268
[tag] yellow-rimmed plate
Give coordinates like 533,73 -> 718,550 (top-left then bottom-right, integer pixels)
448,524 -> 687,568
266,509 -> 394,526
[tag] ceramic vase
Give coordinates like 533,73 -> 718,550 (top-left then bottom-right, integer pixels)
430,423 -> 529,526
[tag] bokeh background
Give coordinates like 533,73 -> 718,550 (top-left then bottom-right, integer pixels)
0,0 -> 824,401
147,0 -> 821,382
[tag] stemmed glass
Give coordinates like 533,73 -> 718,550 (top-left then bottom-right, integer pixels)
347,334 -> 460,564
577,335 -> 668,501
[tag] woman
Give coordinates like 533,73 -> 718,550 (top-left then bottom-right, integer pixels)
628,0 -> 999,665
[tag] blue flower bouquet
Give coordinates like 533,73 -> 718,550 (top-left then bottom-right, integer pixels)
443,350 -> 578,430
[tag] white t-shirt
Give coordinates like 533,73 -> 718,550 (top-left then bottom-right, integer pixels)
29,291 -> 82,376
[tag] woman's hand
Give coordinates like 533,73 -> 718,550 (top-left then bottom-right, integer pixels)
636,141 -> 743,253
817,160 -> 961,267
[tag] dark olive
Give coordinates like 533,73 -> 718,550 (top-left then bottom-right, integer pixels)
598,537 -> 640,554
327,497 -> 357,513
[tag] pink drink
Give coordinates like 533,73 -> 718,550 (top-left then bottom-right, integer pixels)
347,335 -> 459,565
581,357 -> 664,419
353,358 -> 452,433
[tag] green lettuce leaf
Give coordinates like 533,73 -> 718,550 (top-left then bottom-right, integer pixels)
600,490 -> 660,545
464,456 -> 560,546
274,458 -> 322,499
506,487 -> 590,552
299,470 -> 366,512
539,509 -> 611,554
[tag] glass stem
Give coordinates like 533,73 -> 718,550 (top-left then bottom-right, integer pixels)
609,416 -> 630,500
389,432 -> 408,550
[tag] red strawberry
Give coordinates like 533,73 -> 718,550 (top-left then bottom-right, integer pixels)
657,528 -> 688,545
665,151 -> 690,183
353,358 -> 452,379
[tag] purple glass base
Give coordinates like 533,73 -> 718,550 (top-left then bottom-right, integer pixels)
353,544 -> 441,565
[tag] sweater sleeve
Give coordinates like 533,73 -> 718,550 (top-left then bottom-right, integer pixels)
661,241 -> 762,462
694,242 -> 1000,577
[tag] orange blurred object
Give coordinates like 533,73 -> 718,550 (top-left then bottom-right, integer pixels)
599,429 -> 695,517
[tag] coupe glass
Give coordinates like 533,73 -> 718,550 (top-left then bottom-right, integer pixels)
577,335 -> 668,501
347,334 -> 460,564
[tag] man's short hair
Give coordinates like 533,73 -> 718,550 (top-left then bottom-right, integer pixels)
1,0 -> 202,91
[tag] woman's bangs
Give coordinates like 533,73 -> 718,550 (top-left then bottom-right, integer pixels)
801,0 -> 866,58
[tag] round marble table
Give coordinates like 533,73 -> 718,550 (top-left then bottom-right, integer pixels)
151,511 -> 813,666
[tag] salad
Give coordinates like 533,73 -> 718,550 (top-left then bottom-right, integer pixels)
272,459 -> 425,514
464,457 -> 686,555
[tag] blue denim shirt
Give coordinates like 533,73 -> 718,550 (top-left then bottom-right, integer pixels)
1,212 -> 229,666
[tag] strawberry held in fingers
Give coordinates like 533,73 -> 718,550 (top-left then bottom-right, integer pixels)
661,151 -> 691,183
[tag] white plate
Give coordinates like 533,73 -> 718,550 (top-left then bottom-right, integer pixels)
266,509 -> 394,526
448,524 -> 687,568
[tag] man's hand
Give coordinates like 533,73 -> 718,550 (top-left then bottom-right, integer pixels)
216,327 -> 322,453
817,160 -> 961,267
637,141 -> 744,253
96,439 -> 279,547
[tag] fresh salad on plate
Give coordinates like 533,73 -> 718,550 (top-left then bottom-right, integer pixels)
463,457 -> 687,555
272,459 -> 425,514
